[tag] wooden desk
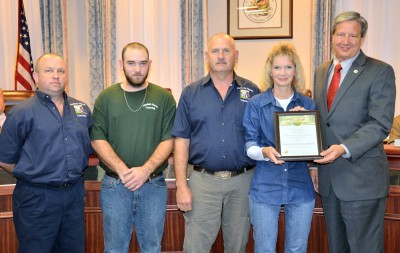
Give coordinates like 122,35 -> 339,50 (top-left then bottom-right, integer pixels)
1,146 -> 400,252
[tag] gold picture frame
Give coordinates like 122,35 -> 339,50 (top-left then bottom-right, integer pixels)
228,0 -> 293,39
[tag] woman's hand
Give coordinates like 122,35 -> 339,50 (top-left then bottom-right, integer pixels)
289,106 -> 307,111
262,146 -> 285,165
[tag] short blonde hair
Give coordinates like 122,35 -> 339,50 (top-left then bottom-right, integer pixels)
35,53 -> 64,72
260,43 -> 306,94
122,42 -> 149,61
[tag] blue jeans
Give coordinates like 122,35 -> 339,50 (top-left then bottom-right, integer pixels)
100,174 -> 167,253
250,197 -> 315,253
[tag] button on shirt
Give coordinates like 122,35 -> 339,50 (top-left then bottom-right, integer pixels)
243,88 -> 316,204
0,91 -> 92,184
172,73 -> 260,171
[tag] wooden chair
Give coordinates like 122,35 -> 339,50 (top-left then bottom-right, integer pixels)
305,89 -> 312,98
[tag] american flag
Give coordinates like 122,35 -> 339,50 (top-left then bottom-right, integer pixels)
15,0 -> 35,91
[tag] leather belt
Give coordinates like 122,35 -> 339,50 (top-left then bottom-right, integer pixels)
105,170 -> 163,182
19,179 -> 81,189
193,165 -> 253,180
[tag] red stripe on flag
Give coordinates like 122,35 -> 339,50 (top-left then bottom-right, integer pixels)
14,0 -> 35,91
16,75 -> 33,90
17,53 -> 31,72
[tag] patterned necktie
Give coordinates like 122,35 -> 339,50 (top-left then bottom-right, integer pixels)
327,63 -> 342,112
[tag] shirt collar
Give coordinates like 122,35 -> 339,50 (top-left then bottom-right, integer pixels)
35,90 -> 68,105
332,51 -> 360,74
202,72 -> 240,87
259,87 -> 302,107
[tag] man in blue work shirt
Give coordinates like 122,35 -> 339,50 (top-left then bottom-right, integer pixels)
0,53 -> 92,253
172,33 -> 260,253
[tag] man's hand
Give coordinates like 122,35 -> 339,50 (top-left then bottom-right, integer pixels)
0,162 -> 15,174
262,146 -> 285,165
313,144 -> 345,164
120,166 -> 151,191
176,185 -> 192,212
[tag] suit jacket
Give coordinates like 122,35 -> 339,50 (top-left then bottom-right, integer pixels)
314,50 -> 396,201
387,115 -> 400,144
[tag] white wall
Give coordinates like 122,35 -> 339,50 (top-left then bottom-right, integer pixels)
336,0 -> 400,115
3,1 -> 397,115
208,0 -> 313,90
208,0 -> 400,116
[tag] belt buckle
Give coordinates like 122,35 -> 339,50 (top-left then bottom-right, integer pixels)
214,171 -> 231,179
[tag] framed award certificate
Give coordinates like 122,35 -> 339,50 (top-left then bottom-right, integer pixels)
274,110 -> 323,161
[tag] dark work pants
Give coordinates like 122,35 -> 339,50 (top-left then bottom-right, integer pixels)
13,178 -> 85,253
321,186 -> 386,253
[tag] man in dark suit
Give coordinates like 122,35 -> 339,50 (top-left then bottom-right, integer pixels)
313,11 -> 396,253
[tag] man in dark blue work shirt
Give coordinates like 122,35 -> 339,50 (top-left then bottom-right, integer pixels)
172,33 -> 260,253
0,53 -> 92,253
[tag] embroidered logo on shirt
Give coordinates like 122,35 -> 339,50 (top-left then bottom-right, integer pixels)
71,103 -> 89,117
240,89 -> 250,102
143,103 -> 159,110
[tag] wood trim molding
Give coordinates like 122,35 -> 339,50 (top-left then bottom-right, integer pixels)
0,185 -> 15,196
3,90 -> 35,104
3,90 -> 35,114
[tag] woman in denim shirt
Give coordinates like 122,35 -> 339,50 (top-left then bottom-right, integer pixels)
243,43 -> 317,253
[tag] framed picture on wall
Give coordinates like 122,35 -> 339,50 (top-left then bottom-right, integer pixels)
228,0 -> 293,39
